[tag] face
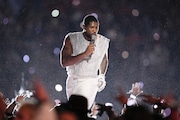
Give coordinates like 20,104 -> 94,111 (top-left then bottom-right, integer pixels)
84,21 -> 99,36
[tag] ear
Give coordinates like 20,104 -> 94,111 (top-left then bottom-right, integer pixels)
82,25 -> 86,31
80,22 -> 84,29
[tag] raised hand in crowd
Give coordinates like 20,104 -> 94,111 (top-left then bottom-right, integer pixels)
32,77 -> 57,120
5,94 -> 27,115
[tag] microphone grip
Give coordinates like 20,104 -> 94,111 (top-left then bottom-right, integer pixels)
90,34 -> 96,44
87,35 -> 96,61
87,39 -> 95,61
90,39 -> 95,44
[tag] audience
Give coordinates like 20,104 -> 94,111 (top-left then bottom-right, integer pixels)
54,95 -> 89,120
0,92 -> 6,120
1,80 -> 180,120
123,105 -> 153,120
14,103 -> 37,120
4,94 -> 27,120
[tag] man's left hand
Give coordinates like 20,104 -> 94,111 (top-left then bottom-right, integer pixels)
97,74 -> 106,92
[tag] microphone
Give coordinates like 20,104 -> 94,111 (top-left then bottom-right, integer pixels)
87,34 -> 96,61
90,34 -> 96,44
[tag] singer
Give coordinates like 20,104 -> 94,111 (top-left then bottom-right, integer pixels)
60,14 -> 110,112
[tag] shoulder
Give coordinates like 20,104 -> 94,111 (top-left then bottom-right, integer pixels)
65,32 -> 82,38
98,34 -> 110,42
64,32 -> 83,45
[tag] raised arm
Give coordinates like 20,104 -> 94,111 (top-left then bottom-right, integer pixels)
60,36 -> 95,67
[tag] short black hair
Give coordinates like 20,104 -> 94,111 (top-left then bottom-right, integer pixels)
83,15 -> 99,26
54,95 -> 89,120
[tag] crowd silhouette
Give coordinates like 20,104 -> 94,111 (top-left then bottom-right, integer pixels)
1,80 -> 179,120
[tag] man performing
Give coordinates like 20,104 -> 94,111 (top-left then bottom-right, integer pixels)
60,14 -> 110,111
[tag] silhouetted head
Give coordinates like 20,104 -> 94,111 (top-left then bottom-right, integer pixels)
55,95 -> 89,120
123,105 -> 153,120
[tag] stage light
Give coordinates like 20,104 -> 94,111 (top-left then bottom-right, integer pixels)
153,104 -> 158,109
23,55 -> 30,63
55,84 -> 63,92
51,9 -> 59,18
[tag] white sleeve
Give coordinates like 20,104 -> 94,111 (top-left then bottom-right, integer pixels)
127,94 -> 137,106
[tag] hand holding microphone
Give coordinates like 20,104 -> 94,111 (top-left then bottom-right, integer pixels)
84,34 -> 96,59
90,34 -> 96,44
89,34 -> 96,57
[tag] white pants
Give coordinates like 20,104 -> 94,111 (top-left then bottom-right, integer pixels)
66,76 -> 99,109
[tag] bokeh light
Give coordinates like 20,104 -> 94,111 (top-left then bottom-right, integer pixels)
122,51 -> 129,59
23,55 -> 30,63
51,9 -> 60,17
143,59 -> 150,66
72,0 -> 81,6
28,67 -> 35,74
55,84 -> 63,92
3,18 -> 9,25
153,104 -> 158,109
53,47 -> 60,56
153,33 -> 160,41
132,9 -> 139,17
106,29 -> 117,40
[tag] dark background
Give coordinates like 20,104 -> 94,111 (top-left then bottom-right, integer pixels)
0,0 -> 180,119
